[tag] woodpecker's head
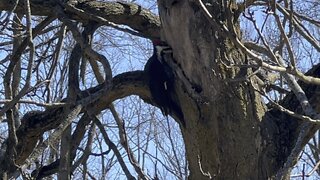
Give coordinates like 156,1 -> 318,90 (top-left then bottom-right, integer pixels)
151,39 -> 172,62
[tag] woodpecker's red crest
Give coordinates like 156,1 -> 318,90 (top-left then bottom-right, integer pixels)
152,39 -> 167,46
151,39 -> 172,63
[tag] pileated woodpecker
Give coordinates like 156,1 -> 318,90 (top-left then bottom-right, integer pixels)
144,39 -> 185,126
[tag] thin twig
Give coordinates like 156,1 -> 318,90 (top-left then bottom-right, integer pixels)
93,116 -> 136,180
0,99 -> 66,107
109,105 -> 149,180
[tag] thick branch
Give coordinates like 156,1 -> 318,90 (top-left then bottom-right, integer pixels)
82,71 -> 151,113
261,64 -> 320,178
0,70 -> 150,177
0,0 -> 160,39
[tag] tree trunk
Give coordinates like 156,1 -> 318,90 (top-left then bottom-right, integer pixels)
157,0 -> 319,179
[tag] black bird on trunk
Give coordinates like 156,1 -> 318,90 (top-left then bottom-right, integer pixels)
144,39 -> 185,126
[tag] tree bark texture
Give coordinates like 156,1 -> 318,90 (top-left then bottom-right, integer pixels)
157,0 -> 320,179
158,1 -> 263,178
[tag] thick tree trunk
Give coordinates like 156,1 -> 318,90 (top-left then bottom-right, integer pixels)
157,0 -> 319,179
158,1 -> 263,179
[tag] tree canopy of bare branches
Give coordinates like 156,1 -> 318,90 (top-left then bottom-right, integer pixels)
0,0 -> 319,179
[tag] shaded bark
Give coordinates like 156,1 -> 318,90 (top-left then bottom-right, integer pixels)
260,64 -> 320,178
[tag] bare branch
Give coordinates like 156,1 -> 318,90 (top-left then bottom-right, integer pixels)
93,116 -> 136,180
273,12 -> 296,67
0,99 -> 66,107
266,96 -> 320,124
0,0 -> 160,38
109,105 -> 149,180
0,16 -> 55,118
56,6 -> 112,84
276,4 -> 320,52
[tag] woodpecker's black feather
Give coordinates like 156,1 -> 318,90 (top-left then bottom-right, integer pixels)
144,40 -> 185,126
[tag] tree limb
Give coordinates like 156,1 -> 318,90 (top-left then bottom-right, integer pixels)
0,0 -> 160,39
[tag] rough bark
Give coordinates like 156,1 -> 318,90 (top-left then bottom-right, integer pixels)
157,0 -> 320,179
0,0 -> 160,39
158,1 -> 262,178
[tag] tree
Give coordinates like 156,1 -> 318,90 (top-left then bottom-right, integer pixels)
0,0 -> 319,179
